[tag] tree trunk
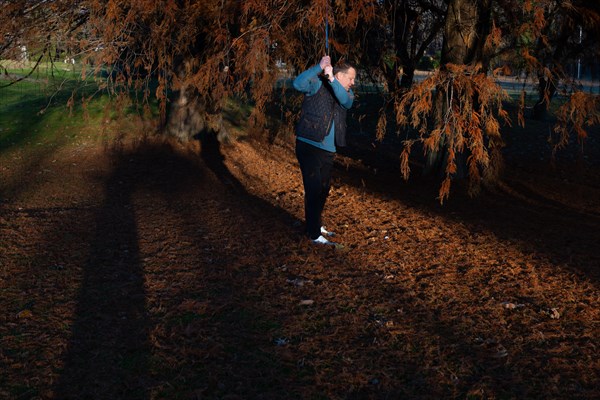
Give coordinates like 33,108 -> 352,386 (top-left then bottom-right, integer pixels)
399,64 -> 415,89
164,89 -> 207,142
441,0 -> 480,66
531,74 -> 557,120
163,60 -> 227,142
424,0 -> 489,177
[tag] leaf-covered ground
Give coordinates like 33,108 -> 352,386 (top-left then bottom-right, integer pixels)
1,123 -> 599,399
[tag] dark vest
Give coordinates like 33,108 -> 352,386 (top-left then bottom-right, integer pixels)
295,81 -> 347,147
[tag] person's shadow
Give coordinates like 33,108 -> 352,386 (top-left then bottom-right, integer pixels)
195,130 -> 242,191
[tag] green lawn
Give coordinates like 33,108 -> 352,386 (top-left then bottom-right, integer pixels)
1,59 -> 82,80
0,63 -> 159,154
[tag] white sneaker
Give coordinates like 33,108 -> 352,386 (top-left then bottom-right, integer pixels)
320,226 -> 335,237
311,235 -> 336,245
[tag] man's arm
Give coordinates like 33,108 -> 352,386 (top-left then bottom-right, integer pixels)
293,64 -> 323,96
329,80 -> 354,109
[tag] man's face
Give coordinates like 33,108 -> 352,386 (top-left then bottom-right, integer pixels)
336,67 -> 356,91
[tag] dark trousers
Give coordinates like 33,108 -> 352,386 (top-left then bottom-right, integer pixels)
295,140 -> 334,240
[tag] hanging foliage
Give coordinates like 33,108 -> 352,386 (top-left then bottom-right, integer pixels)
397,64 -> 510,203
1,0 -> 598,201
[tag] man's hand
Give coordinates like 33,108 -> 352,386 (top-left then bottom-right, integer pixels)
324,65 -> 334,82
319,55 -> 331,70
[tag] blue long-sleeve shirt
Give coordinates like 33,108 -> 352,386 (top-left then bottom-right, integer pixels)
293,64 -> 354,152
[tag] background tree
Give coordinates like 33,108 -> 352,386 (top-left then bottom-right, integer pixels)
507,0 -> 600,121
0,1 -> 86,86
395,0 -> 599,201
360,0 -> 447,92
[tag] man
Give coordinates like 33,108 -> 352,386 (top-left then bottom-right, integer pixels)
293,55 -> 356,245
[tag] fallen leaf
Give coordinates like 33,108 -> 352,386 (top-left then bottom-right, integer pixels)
502,302 -> 525,309
17,309 -> 33,319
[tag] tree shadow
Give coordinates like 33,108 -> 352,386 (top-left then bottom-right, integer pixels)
52,145 -> 155,399
52,136 -> 307,399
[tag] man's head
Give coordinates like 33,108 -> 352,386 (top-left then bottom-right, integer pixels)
333,62 -> 356,91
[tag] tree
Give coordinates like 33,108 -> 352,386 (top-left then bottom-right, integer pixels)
2,0 -> 598,202
528,1 -> 600,120
80,0 -> 380,141
394,0 -> 599,201
369,0 -> 447,92
396,0 -> 508,201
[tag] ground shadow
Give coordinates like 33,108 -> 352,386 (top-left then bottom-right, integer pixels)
52,137 -> 307,399
52,147 -> 153,399
196,130 -> 246,193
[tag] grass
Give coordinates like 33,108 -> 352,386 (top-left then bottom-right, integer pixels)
1,59 -> 82,80
1,80 -> 99,150
0,64 -> 160,156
